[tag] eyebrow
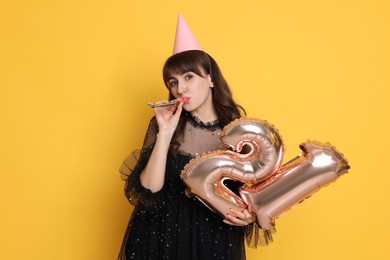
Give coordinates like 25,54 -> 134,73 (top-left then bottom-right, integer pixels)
167,71 -> 196,82
167,77 -> 177,82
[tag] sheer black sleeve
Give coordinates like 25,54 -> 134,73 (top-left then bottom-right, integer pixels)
120,117 -> 166,209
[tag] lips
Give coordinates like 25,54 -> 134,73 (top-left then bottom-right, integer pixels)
179,97 -> 190,104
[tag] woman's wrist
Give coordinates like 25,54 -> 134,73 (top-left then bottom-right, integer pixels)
156,131 -> 174,148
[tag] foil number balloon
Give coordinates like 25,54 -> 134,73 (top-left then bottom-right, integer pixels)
181,117 -> 350,230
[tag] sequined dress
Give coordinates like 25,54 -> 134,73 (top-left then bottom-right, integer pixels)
118,113 -> 247,260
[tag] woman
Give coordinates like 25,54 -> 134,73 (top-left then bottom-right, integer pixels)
118,50 -> 256,260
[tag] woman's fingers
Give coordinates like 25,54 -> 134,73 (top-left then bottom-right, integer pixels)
224,214 -> 247,226
224,208 -> 256,226
153,101 -> 183,133
173,101 -> 183,118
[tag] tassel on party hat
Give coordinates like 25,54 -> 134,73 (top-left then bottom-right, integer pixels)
173,13 -> 203,54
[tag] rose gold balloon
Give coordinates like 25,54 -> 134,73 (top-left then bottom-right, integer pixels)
240,140 -> 350,230
220,118 -> 285,184
181,117 -> 284,217
181,118 -> 350,233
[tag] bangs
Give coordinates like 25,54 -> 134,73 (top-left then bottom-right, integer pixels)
163,50 -> 209,86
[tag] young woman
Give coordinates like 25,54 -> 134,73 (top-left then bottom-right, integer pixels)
118,50 -> 256,260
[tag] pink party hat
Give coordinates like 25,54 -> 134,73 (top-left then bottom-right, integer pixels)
173,13 -> 203,54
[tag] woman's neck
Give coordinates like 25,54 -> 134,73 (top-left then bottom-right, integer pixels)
190,107 -> 217,123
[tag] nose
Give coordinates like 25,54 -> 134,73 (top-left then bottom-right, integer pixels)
177,82 -> 187,95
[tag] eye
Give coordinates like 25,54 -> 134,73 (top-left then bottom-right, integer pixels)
184,73 -> 193,80
168,80 -> 178,88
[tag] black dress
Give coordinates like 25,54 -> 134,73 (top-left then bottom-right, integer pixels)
118,113 -> 247,260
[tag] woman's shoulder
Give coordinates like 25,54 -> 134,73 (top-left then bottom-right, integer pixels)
147,116 -> 158,129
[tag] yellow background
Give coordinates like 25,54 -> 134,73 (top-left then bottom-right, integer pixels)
1,0 -> 389,259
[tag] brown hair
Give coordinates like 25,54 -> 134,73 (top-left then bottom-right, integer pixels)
162,50 -> 246,154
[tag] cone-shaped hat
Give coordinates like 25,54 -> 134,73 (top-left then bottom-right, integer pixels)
173,13 -> 202,54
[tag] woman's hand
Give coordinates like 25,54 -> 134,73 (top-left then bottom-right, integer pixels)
153,100 -> 183,136
223,208 -> 256,226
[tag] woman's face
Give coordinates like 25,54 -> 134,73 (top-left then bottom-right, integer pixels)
167,68 -> 214,117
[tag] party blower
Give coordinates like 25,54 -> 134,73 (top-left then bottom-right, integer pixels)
147,97 -> 190,108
